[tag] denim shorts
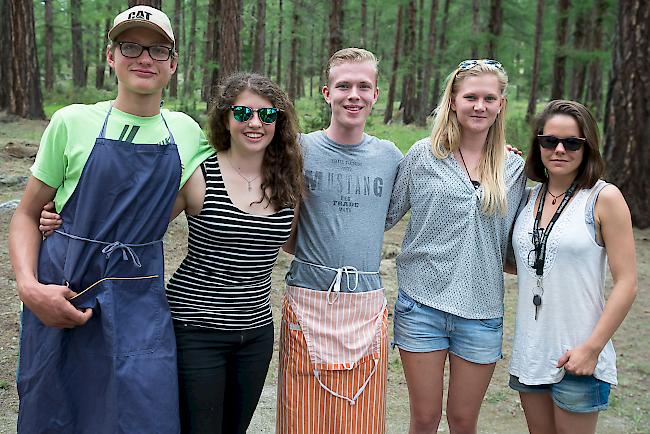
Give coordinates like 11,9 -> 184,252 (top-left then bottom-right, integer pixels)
392,290 -> 503,364
509,374 -> 611,413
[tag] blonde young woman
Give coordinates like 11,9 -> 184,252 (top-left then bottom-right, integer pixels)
385,60 -> 526,434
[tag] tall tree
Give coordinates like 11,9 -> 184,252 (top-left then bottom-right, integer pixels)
70,0 -> 86,87
217,0 -> 241,82
417,0 -> 438,126
471,0 -> 479,58
527,0 -> 545,122
252,0 -> 266,73
383,5 -> 403,124
603,0 -> 650,228
169,0 -> 181,97
202,0 -> 219,101
586,0 -> 606,116
431,0 -> 450,108
360,0 -> 367,46
486,0 -> 502,58
276,0 -> 283,84
44,0 -> 54,91
402,0 -> 417,124
287,0 -> 302,100
182,0 -> 198,97
328,0 -> 344,56
550,0 -> 570,99
7,0 -> 45,118
569,8 -> 589,101
128,0 -> 162,8
0,0 -> 12,110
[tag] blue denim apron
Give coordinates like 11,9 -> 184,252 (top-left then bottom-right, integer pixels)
17,106 -> 182,433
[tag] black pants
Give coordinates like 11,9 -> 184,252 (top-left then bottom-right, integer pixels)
174,322 -> 274,434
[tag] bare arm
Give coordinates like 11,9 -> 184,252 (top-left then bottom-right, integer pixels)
171,165 -> 206,220
557,185 -> 637,375
282,206 -> 301,255
9,177 -> 92,328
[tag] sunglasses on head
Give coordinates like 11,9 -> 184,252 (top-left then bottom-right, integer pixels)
230,105 -> 279,124
458,59 -> 504,72
537,135 -> 585,152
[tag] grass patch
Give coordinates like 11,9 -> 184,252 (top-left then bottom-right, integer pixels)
0,380 -> 10,390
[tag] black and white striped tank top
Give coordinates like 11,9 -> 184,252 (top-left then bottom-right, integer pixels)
167,154 -> 294,330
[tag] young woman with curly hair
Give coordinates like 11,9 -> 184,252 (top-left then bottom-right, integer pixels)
166,72 -> 304,433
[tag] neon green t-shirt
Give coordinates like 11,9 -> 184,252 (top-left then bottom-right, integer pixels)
31,101 -> 215,212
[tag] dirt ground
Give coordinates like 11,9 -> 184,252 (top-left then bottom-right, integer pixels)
0,114 -> 648,433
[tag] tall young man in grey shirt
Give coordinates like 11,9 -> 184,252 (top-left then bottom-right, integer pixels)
276,48 -> 402,434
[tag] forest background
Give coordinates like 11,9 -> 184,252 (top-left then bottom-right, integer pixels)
0,0 -> 648,432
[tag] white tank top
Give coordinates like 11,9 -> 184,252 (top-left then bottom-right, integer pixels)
509,180 -> 617,385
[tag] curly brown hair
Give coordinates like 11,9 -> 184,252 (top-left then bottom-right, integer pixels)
207,72 -> 304,209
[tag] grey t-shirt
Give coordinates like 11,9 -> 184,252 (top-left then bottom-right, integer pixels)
286,130 -> 403,292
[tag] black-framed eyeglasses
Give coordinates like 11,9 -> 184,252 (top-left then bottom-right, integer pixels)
118,42 -> 173,61
458,59 -> 504,72
537,134 -> 585,152
230,105 -> 279,124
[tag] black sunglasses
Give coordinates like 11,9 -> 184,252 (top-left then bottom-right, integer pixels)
537,135 -> 585,152
230,105 -> 279,124
118,42 -> 173,61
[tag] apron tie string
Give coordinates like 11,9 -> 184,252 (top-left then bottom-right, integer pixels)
313,358 -> 379,406
54,229 -> 161,268
101,241 -> 142,267
293,258 -> 379,305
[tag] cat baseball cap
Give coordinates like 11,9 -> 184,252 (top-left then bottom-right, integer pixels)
108,5 -> 175,46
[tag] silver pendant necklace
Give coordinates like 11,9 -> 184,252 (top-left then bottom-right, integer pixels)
224,153 -> 260,192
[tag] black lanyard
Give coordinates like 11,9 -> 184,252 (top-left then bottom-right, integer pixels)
531,182 -> 577,276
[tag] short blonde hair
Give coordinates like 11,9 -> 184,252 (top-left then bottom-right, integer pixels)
324,48 -> 379,84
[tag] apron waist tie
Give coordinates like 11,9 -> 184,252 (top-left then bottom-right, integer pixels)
313,358 -> 379,406
54,230 -> 162,268
293,257 -> 379,304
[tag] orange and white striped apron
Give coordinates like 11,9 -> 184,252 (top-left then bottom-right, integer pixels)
276,283 -> 388,434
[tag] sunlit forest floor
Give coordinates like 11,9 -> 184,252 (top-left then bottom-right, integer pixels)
0,105 -> 647,433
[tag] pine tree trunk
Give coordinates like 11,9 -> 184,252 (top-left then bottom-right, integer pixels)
431,0 -> 450,109
71,0 -> 86,87
550,0 -> 569,100
383,5 -> 403,124
277,0 -> 283,84
94,19 -> 105,89
329,0 -> 344,56
183,0 -> 197,97
586,0 -> 606,117
360,0 -> 367,46
44,0 -> 54,91
603,0 -> 650,228
252,0 -> 266,73
202,0 -> 218,101
217,0 -> 241,82
416,0 -> 438,126
402,0 -> 417,124
267,29 -> 275,79
569,9 -> 588,101
288,0 -> 301,101
8,0 -> 45,118
526,0 -> 545,122
487,0 -> 501,58
471,0 -> 479,58
0,0 -> 13,110
169,0 -> 180,97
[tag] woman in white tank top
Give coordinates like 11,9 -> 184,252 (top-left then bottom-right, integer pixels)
509,100 -> 637,434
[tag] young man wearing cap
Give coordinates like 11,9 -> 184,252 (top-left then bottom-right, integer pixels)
9,5 -> 211,433
276,48 -> 403,434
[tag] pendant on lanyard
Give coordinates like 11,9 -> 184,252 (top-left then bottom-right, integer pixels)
531,182 -> 577,320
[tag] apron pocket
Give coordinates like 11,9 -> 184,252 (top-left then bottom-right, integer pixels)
69,276 -> 164,357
